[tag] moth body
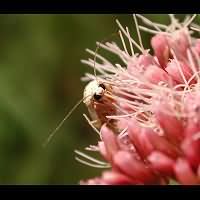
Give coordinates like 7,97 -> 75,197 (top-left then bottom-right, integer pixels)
83,80 -> 117,131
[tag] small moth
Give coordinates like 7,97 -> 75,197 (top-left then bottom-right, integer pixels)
44,79 -> 118,147
83,79 -> 117,131
43,32 -> 119,146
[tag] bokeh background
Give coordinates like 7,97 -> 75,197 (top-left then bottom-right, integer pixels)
0,14 -> 193,184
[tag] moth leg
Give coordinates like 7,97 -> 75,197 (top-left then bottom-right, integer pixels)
91,119 -> 101,129
90,119 -> 98,124
83,113 -> 102,131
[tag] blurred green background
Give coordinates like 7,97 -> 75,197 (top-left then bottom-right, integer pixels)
0,14 -> 191,184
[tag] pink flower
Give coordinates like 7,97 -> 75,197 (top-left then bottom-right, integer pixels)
77,14 -> 200,185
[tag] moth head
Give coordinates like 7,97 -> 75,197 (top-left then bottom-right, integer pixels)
83,80 -> 107,106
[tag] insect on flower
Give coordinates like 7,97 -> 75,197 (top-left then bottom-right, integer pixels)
43,32 -> 120,147
78,14 -> 200,185
83,79 -> 117,131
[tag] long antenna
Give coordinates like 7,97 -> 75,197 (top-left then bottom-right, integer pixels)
93,42 -> 100,80
93,31 -> 119,81
43,31 -> 119,147
43,97 -> 85,147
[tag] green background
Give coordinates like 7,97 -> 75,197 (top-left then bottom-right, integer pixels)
0,14 -> 192,184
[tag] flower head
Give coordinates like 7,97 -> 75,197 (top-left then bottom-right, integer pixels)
77,14 -> 200,185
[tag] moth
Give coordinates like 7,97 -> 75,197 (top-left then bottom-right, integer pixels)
83,79 -> 117,131
43,79 -> 118,146
43,32 -> 120,146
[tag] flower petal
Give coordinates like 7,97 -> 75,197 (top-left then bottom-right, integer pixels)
114,150 -> 157,184
100,125 -> 119,162
174,158 -> 200,185
148,151 -> 175,177
128,120 -> 154,158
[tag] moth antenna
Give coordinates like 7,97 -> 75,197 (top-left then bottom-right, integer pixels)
93,41 -> 99,80
43,96 -> 87,147
93,31 -> 120,82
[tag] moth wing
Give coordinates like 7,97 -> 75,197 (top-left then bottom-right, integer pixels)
87,105 -> 102,129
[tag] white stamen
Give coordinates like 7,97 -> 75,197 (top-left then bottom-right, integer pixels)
190,26 -> 200,32
111,102 -> 129,115
116,19 -> 144,53
138,25 -> 161,35
136,14 -> 162,32
133,14 -> 144,50
88,58 -> 116,73
106,41 -> 130,61
96,42 -> 128,64
117,89 -> 151,104
184,14 -> 197,28
81,59 -> 106,74
85,145 -> 99,151
183,15 -> 191,26
126,26 -> 134,56
86,48 -> 113,66
168,14 -> 182,30
75,150 -> 108,165
115,63 -> 125,72
75,157 -> 110,168
118,128 -> 128,139
119,30 -> 129,56
106,113 -> 136,119
81,59 -> 116,74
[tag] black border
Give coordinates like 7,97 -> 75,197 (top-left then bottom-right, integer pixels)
0,0 -> 199,13
0,185 -> 200,197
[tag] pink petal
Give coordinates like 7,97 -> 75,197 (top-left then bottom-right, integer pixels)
182,134 -> 200,169
184,92 -> 200,137
80,178 -> 108,185
153,100 -> 184,144
168,30 -> 189,58
184,120 -> 200,138
102,170 -> 141,185
194,39 -> 200,56
174,158 -> 200,185
128,120 -> 154,158
144,64 -> 173,85
98,141 -> 109,161
144,128 -> 181,159
137,54 -> 158,70
100,125 -> 119,162
151,33 -> 169,68
113,150 -> 157,184
166,59 -> 194,84
197,165 -> 200,178
148,151 -> 175,177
